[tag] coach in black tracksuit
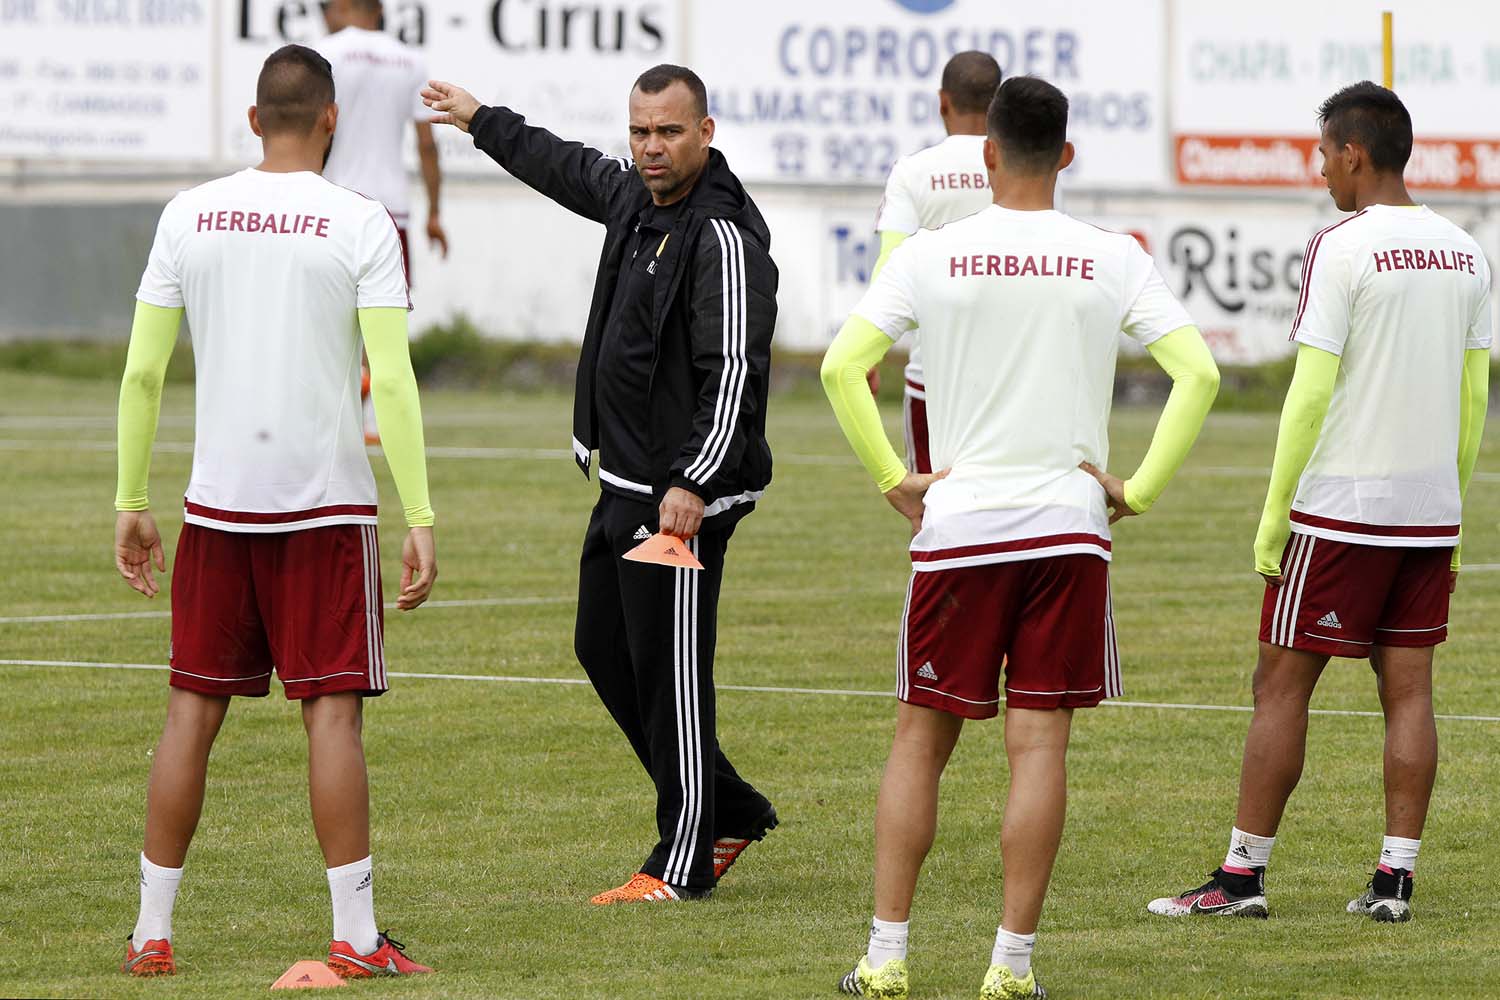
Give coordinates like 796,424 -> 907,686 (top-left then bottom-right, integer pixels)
423,66 -> 777,897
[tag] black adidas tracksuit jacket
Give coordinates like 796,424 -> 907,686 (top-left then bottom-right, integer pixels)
469,106 -> 778,892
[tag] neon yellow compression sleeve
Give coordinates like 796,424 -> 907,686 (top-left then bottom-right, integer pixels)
1122,326 -> 1221,514
115,301 -> 183,510
871,230 -> 908,281
1453,347 -> 1490,572
821,315 -> 909,493
1253,344 -> 1340,577
359,307 -> 435,527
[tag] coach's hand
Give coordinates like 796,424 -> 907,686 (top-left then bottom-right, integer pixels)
884,469 -> 948,538
422,81 -> 480,134
1080,461 -> 1138,526
659,487 -> 704,541
398,526 -> 437,611
115,510 -> 165,598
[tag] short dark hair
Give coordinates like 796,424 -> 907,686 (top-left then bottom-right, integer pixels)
632,63 -> 708,121
940,51 -> 1002,114
986,76 -> 1069,175
256,44 -> 335,135
1317,81 -> 1412,173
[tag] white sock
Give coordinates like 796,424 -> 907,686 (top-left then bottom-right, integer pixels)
1379,836 -> 1420,873
132,853 -> 183,949
1224,827 -> 1275,872
327,855 -> 379,955
992,926 -> 1036,978
866,917 -> 909,967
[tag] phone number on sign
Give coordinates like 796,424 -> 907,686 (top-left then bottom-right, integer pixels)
772,132 -> 937,182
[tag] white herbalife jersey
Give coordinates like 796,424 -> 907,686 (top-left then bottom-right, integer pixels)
318,27 -> 431,223
875,134 -> 992,391
855,205 -> 1192,570
1289,204 -> 1492,547
136,168 -> 411,532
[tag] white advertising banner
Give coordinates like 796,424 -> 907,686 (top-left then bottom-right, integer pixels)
223,0 -> 681,170
0,2 -> 215,162
694,0 -> 1167,188
1173,1 -> 1500,190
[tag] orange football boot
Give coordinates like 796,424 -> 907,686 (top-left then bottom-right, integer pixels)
326,932 -> 432,978
589,872 -> 688,905
122,936 -> 175,977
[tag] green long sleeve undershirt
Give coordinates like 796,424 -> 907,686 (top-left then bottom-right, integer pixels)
1453,347 -> 1489,571
1124,326 -> 1221,513
871,230 -> 908,281
1253,345 -> 1340,577
360,307 -> 434,527
115,305 -> 434,527
115,301 -> 183,511
820,318 -> 1220,504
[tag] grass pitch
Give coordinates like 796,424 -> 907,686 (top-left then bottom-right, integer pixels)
2,370 -> 1498,999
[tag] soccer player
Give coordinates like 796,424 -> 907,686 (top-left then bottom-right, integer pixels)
869,50 -> 1001,472
115,45 -> 437,978
422,67 -> 779,904
319,0 -> 447,442
1148,82 -> 1490,924
823,77 -> 1219,999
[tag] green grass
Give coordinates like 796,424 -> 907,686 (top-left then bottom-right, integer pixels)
2,371 -> 1498,999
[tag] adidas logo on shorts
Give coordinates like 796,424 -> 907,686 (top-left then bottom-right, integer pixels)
916,662 -> 939,681
1316,611 -> 1343,629
633,526 -> 652,541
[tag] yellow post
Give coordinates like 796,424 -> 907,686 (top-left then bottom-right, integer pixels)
1382,11 -> 1394,89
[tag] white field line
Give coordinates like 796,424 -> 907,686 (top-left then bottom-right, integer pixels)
0,595 -> 573,625
6,436 -> 1500,484
2,658 -> 1498,723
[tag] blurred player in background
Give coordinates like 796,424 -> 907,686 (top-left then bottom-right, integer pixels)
869,50 -> 1001,473
319,0 -> 447,442
114,45 -> 437,979
823,77 -> 1219,999
1149,82 -> 1490,925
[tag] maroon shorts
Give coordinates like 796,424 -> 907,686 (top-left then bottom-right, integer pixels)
899,555 -> 1119,718
903,381 -> 931,475
1259,533 -> 1452,657
169,523 -> 388,699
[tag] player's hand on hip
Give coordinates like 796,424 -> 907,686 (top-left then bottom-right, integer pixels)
1079,461 -> 1136,525
421,81 -> 479,133
427,217 -> 449,258
115,510 -> 165,598
398,526 -> 437,611
884,468 -> 949,537
659,487 -> 704,541
865,365 -> 881,396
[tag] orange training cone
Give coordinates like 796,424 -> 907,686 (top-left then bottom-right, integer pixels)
623,533 -> 704,570
271,960 -> 347,990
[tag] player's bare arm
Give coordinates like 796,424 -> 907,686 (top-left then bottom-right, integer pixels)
115,511 -> 166,598
1079,462 -> 1137,526
422,81 -> 479,133
414,122 -> 448,257
659,486 -> 705,541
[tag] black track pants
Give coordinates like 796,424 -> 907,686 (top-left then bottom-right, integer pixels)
574,491 -> 774,891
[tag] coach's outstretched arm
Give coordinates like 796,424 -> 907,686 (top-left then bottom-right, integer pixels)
360,306 -> 438,611
1252,344 -> 1339,582
114,301 -> 182,597
822,315 -> 947,535
1453,347 -> 1490,575
422,80 -> 635,224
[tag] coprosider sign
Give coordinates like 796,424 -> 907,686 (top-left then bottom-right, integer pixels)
697,0 -> 1165,187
